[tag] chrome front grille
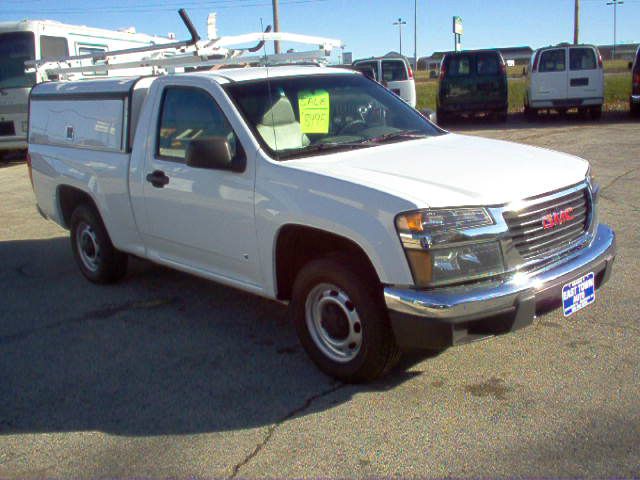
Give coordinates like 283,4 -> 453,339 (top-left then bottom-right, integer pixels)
503,187 -> 590,261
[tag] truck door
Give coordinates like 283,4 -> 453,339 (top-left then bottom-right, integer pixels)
139,82 -> 261,288
531,48 -> 568,104
567,46 -> 603,103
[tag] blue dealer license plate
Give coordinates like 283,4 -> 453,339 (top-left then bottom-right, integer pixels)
562,272 -> 595,317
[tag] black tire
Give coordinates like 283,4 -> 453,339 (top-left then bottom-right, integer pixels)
524,105 -> 537,122
70,204 -> 128,284
578,107 -> 589,119
496,109 -> 508,123
631,102 -> 640,118
290,255 -> 401,383
590,106 -> 602,120
436,108 -> 448,125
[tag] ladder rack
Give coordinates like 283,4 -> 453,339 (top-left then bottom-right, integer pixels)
25,9 -> 343,79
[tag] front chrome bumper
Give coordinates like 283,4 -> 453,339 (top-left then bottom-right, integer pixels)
631,95 -> 640,104
384,224 -> 616,350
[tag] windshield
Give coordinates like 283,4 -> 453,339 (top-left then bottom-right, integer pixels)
0,32 -> 36,89
224,73 -> 442,159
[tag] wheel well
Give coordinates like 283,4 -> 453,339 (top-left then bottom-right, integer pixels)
57,185 -> 97,229
274,225 -> 379,301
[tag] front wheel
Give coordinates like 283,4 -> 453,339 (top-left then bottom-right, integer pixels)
590,106 -> 602,120
631,102 -> 640,118
70,204 -> 128,284
290,255 -> 401,383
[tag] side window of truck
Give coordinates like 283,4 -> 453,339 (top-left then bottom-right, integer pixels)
157,86 -> 239,162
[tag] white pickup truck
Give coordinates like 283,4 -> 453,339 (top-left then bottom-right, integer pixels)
28,66 -> 616,382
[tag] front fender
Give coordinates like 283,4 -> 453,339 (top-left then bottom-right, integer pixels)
255,156 -> 417,297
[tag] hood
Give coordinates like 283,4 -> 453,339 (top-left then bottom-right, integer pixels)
286,133 -> 589,208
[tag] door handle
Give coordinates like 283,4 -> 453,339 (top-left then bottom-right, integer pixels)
146,170 -> 169,188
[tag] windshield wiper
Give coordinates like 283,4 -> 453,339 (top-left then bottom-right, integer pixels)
364,129 -> 429,144
279,141 -> 373,158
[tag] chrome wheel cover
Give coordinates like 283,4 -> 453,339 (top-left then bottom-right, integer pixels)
305,283 -> 363,363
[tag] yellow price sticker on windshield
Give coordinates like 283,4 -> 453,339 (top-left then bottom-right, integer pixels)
298,90 -> 330,134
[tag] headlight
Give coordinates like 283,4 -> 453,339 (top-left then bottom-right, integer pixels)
395,208 -> 505,287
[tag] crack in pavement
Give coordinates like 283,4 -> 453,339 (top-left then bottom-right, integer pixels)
0,297 -> 176,346
228,383 -> 345,479
600,166 -> 639,193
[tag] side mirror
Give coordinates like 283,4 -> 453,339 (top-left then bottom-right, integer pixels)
185,137 -> 245,172
629,62 -> 634,70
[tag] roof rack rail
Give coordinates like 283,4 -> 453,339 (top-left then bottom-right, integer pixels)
25,9 -> 343,79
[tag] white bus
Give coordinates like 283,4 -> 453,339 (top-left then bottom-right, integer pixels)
0,19 -> 170,157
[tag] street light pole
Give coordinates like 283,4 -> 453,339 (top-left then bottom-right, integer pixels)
393,17 -> 407,56
606,0 -> 623,59
413,0 -> 418,69
574,0 -> 580,45
272,0 -> 281,54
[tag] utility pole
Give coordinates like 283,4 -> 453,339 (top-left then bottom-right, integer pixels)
393,17 -> 407,56
272,0 -> 280,54
606,0 -> 623,59
574,0 -> 580,45
413,0 -> 418,70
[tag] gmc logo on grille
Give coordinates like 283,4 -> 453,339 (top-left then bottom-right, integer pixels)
542,207 -> 575,230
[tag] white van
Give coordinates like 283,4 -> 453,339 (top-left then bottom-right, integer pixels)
352,57 -> 416,108
525,44 -> 604,119
0,20 -> 170,157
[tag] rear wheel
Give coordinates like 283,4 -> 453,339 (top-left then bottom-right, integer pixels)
496,109 -> 508,123
590,106 -> 602,120
290,255 -> 401,383
70,204 -> 128,284
524,105 -> 538,122
436,108 -> 449,125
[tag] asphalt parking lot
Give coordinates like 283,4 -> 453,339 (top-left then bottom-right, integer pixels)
1,114 -> 639,478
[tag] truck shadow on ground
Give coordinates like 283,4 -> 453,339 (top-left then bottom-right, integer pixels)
0,237 -> 429,436
440,110 -> 637,132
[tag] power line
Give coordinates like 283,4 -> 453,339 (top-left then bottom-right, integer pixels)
3,0 -> 326,15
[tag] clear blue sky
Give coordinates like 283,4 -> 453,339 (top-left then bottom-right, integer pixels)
1,0 -> 638,58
